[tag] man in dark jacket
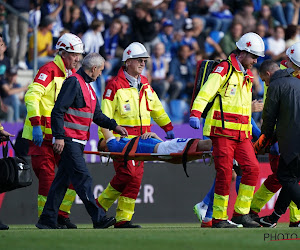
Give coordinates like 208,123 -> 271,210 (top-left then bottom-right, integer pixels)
36,53 -> 128,229
255,59 -> 300,227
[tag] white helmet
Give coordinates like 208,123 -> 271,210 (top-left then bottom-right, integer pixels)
56,33 -> 84,54
122,42 -> 150,62
286,42 -> 300,67
236,32 -> 265,57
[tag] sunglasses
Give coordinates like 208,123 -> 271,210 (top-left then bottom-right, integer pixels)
135,58 -> 148,64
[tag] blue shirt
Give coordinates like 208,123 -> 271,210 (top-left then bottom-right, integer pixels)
107,137 -> 163,153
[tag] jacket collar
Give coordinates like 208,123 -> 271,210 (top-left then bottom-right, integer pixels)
76,67 -> 94,83
229,53 -> 254,79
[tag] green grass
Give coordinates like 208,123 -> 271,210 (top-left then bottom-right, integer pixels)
0,223 -> 299,250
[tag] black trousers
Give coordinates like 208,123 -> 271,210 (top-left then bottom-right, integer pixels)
274,155 -> 300,215
39,140 -> 106,227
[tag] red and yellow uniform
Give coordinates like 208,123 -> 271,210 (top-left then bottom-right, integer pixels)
22,55 -> 76,217
97,67 -> 173,223
250,60 -> 300,224
191,54 -> 259,221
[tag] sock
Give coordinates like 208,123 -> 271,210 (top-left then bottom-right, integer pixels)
235,175 -> 242,194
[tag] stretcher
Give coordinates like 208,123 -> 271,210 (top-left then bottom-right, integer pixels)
84,138 -> 213,177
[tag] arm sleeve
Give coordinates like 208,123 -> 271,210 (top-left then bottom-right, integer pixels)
93,101 -> 118,130
51,77 -> 78,139
251,117 -> 261,141
261,82 -> 280,139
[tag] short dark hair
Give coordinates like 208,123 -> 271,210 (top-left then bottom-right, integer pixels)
98,138 -> 104,151
259,59 -> 279,75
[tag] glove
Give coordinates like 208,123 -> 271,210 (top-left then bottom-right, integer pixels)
189,117 -> 200,129
165,130 -> 175,139
32,126 -> 43,147
253,134 -> 270,154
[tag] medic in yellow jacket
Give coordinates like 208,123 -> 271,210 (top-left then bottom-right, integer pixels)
190,32 -> 265,228
22,33 -> 84,229
97,42 -> 174,228
98,67 -> 173,139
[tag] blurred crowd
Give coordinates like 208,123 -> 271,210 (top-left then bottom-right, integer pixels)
1,0 -> 300,126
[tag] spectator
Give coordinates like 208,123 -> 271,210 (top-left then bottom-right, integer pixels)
148,42 -> 170,100
219,22 -> 243,56
257,4 -> 278,37
269,0 -> 294,28
63,4 -> 81,34
28,15 -> 56,69
132,2 -> 160,53
116,15 -> 132,54
0,67 -> 27,122
0,4 -> 8,44
158,19 -> 176,63
167,45 -> 194,101
285,24 -> 300,48
102,19 -> 122,78
256,23 -> 271,65
7,0 -> 30,70
28,0 -> 42,31
0,34 -> 10,84
40,0 -> 64,43
266,25 -> 286,62
81,19 -> 105,54
233,1 -> 256,34
79,0 -> 104,35
192,17 -> 227,59
181,18 -> 200,65
164,0 -> 187,32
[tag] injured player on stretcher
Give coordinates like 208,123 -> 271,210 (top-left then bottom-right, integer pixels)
98,128 -> 212,154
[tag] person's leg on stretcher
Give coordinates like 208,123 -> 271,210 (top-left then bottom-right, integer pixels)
98,128 -> 212,154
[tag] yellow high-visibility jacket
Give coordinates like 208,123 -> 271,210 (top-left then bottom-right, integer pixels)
191,54 -> 253,141
98,67 -> 173,139
22,55 -> 73,141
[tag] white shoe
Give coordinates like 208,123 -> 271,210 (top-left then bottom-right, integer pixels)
18,61 -> 28,70
227,220 -> 243,228
193,201 -> 208,223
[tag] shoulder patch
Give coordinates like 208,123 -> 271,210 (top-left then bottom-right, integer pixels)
214,66 -> 224,73
105,89 -> 112,98
38,73 -> 48,81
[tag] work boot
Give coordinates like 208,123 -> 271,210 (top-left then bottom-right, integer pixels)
36,220 -> 59,229
93,216 -> 116,229
231,214 -> 261,228
114,221 -> 141,228
259,216 -> 277,228
249,211 -> 260,222
289,221 -> 300,227
0,220 -> 9,230
57,216 -> 77,229
212,220 -> 239,228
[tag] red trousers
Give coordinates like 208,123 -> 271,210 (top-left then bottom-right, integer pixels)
212,137 -> 259,196
29,141 -> 74,217
110,159 -> 144,199
264,154 -> 281,193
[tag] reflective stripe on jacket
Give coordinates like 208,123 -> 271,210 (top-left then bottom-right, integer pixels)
63,73 -> 97,141
191,54 -> 253,141
22,55 -> 74,141
98,67 -> 173,139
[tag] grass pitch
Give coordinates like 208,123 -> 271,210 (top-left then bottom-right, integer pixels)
0,223 -> 299,250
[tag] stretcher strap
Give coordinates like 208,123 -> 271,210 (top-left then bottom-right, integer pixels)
182,139 -> 198,178
121,136 -> 140,168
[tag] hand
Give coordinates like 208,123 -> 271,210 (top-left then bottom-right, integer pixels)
165,130 -> 175,139
115,125 -> 128,137
141,132 -> 156,139
189,117 -> 200,129
53,139 -> 64,155
252,99 -> 264,113
32,126 -> 43,147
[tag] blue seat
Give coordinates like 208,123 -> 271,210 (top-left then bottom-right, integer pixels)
169,99 -> 189,124
204,31 -> 224,56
